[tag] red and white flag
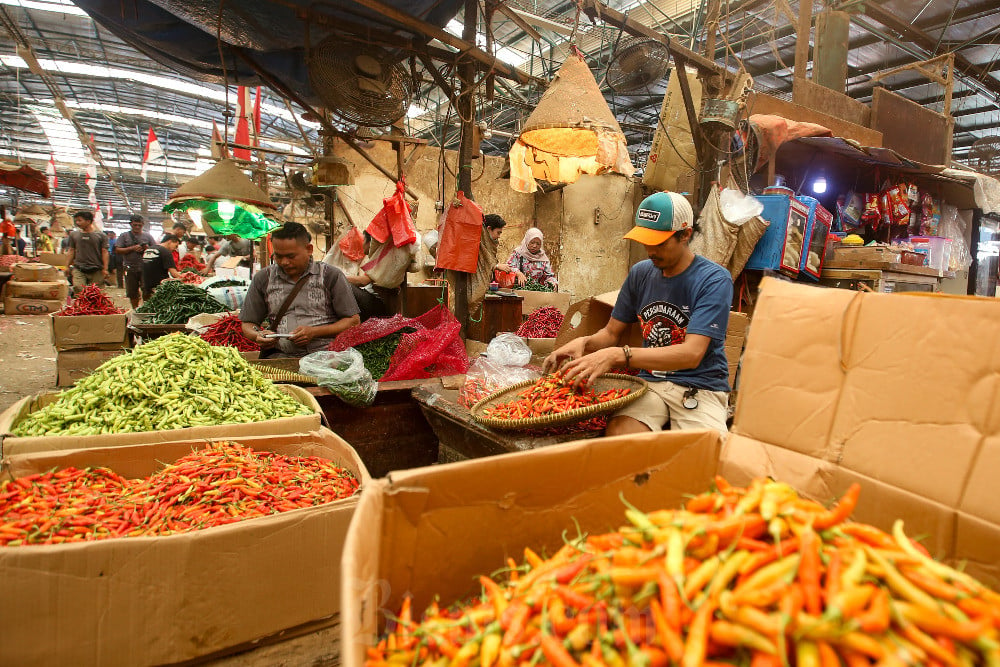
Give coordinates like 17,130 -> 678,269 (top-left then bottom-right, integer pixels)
93,204 -> 104,231
85,159 -> 97,205
211,121 -> 229,159
106,202 -> 113,219
46,154 -> 58,191
140,127 -> 165,182
233,86 -> 252,161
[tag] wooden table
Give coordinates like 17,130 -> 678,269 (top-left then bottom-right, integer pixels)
306,378 -> 441,478
465,292 -> 524,343
411,380 -> 601,462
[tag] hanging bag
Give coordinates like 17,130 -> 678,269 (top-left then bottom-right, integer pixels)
435,191 -> 483,273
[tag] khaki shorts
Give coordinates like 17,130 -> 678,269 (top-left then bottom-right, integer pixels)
612,381 -> 729,433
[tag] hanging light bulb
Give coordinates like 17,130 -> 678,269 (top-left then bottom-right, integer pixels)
217,200 -> 237,221
186,208 -> 203,227
812,176 -> 828,194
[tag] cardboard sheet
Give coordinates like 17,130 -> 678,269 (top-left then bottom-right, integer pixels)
6,279 -> 69,300
1,429 -> 369,666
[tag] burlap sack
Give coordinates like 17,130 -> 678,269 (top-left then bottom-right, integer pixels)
690,184 -> 739,266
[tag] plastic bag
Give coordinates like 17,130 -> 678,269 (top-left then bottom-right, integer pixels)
300,349 -> 376,407
938,204 -> 972,270
436,191 -> 483,273
423,228 -> 440,258
339,227 -> 366,261
458,356 -> 540,408
486,333 -> 532,366
719,187 -> 764,224
329,305 -> 469,382
366,180 -> 417,248
199,275 -> 250,310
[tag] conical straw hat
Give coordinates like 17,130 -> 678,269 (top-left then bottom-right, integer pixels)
519,54 -> 625,157
167,159 -> 276,210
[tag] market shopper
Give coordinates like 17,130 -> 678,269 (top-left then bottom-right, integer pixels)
544,191 -> 733,433
65,210 -> 110,295
36,224 -> 54,253
241,222 -> 360,357
507,227 -> 557,289
171,221 -> 188,264
116,214 -> 157,308
206,234 -> 252,272
141,234 -> 183,300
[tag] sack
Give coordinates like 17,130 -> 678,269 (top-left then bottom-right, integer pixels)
328,305 -> 469,382
727,214 -> 769,278
458,356 -> 540,408
299,349 -> 377,407
362,239 -> 414,288
436,191 -> 483,273
200,275 -> 250,310
366,180 -> 416,248
690,184 -> 740,266
323,228 -> 365,278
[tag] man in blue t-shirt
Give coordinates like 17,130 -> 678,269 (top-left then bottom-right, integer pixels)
545,191 -> 733,433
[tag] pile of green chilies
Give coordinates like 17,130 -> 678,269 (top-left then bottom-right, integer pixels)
136,280 -> 226,324
11,334 -> 311,437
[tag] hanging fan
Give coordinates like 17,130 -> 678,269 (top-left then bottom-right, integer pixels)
308,39 -> 413,127
970,136 -> 1000,175
606,36 -> 671,93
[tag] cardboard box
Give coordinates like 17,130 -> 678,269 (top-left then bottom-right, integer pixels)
0,384 -> 323,456
37,251 -> 69,268
554,291 -> 643,349
342,429 -> 721,667
12,262 -> 60,282
4,296 -> 64,315
522,336 -> 556,357
719,278 -> 1000,587
57,349 -> 128,386
50,312 -> 129,349
514,290 -> 572,317
1,429 -> 370,666
7,279 -> 69,300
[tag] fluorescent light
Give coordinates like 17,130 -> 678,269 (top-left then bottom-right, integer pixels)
406,104 -> 427,119
0,0 -> 87,16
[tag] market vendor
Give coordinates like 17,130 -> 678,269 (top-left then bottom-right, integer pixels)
241,222 -> 360,357
141,234 -> 183,301
506,227 -> 557,289
206,233 -> 252,273
544,191 -> 732,433
342,232 -> 391,322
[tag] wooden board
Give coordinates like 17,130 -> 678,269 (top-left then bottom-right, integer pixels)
871,88 -> 953,166
752,93 -> 883,147
793,78 -> 870,127
823,260 -> 945,277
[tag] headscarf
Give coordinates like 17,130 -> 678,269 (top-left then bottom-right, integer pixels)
513,227 -> 550,264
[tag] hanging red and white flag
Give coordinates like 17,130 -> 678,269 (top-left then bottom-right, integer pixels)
93,204 -> 104,231
106,201 -> 113,219
210,121 -> 229,159
252,86 -> 262,147
46,154 -> 58,191
140,127 -> 165,182
85,159 -> 98,205
233,86 -> 252,161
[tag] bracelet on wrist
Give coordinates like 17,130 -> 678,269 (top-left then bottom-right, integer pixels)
622,345 -> 631,369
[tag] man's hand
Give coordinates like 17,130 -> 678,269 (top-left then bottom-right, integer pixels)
289,326 -> 317,346
543,337 -> 588,374
561,347 -> 622,390
102,269 -> 109,279
254,328 -> 277,348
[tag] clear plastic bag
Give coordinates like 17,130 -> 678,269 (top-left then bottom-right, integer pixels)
300,349 -> 377,407
458,356 -> 540,408
486,333 -> 532,367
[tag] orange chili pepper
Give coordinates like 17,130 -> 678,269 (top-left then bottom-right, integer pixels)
799,527 -> 823,615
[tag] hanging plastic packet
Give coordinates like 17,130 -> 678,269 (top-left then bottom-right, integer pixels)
840,191 -> 864,231
862,193 -> 881,228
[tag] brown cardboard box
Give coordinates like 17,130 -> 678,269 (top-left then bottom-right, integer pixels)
554,291 -> 643,349
718,279 -> 1000,587
522,336 -> 556,357
56,349 -> 128,386
12,262 -> 60,282
37,251 -> 69,268
4,296 -> 64,315
50,312 -> 128,349
341,430 -> 721,667
514,290 -> 572,317
0,429 -> 370,666
7,279 -> 69,300
0,384 -> 322,456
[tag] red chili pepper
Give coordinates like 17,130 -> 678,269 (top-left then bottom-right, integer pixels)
58,284 -> 123,316
199,314 -> 259,351
516,307 -> 565,339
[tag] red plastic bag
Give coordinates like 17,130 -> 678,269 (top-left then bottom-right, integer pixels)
366,180 -> 417,248
435,191 -> 483,273
328,305 -> 469,381
339,227 -> 366,261
494,268 -> 516,288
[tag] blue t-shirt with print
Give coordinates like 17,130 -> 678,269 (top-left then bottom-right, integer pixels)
611,255 -> 733,392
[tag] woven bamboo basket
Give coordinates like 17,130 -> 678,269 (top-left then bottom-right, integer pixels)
471,374 -> 647,431
250,358 -> 318,385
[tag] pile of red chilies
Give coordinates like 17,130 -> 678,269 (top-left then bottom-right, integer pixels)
0,254 -> 26,269
200,313 -> 259,351
177,254 -> 205,272
0,441 -> 359,545
484,372 -> 630,420
58,284 -> 123,316
179,271 -> 204,284
516,307 -> 564,339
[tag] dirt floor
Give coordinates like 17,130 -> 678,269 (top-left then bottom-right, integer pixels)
0,285 -> 131,413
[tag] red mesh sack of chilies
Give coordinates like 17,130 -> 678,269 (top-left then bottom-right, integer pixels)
328,305 -> 469,381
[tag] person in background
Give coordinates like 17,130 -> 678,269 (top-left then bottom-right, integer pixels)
141,233 -> 182,301
59,233 -> 71,253
65,210 -> 109,295
206,233 -> 252,272
507,227 -> 557,289
36,224 -> 54,253
105,230 -> 117,286
171,222 -> 188,263
116,214 -> 157,309
13,227 -> 27,255
205,236 -> 220,254
342,232 -> 390,321
544,191 -> 732,434
241,222 -> 359,358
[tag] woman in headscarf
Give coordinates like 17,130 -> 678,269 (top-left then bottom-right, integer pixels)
507,227 -> 557,289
